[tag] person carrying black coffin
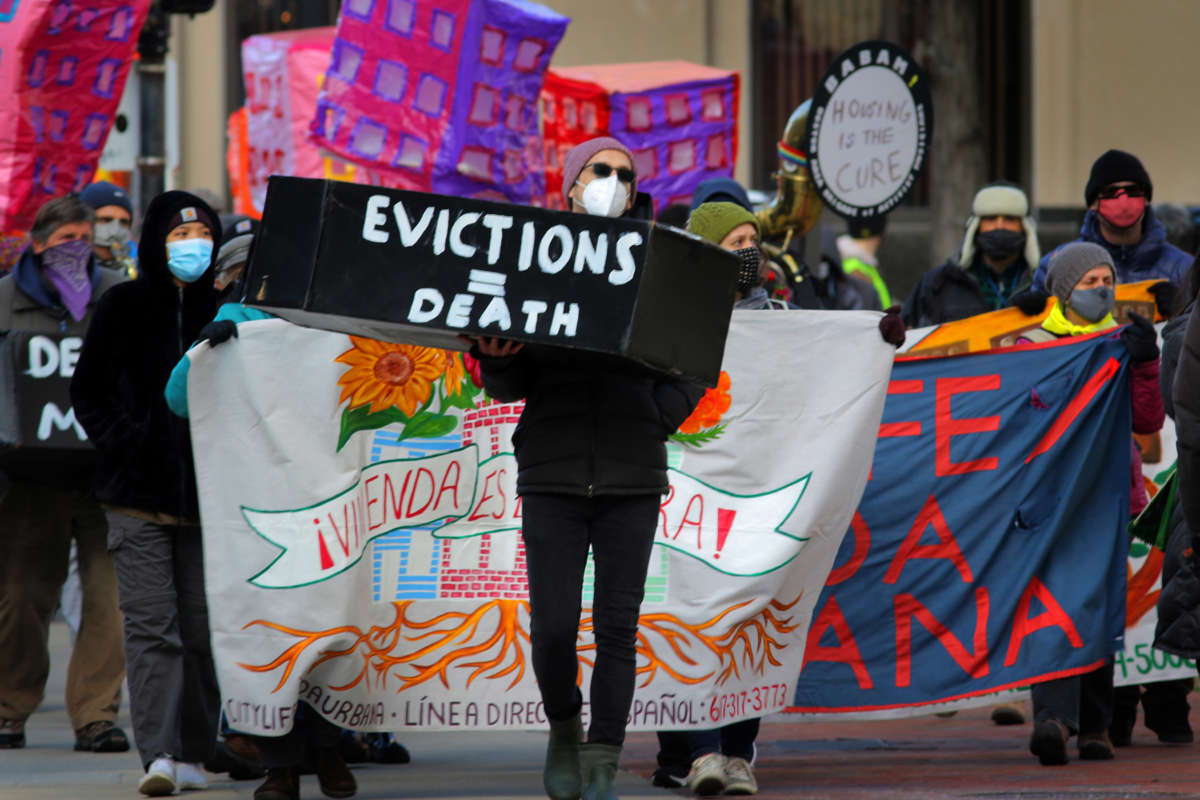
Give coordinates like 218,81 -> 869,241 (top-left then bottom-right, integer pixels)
467,137 -> 705,800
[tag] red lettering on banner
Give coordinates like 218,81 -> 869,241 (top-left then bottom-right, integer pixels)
316,520 -> 334,570
468,469 -> 502,521
658,485 -> 675,537
826,511 -> 871,586
672,494 -> 705,548
878,379 -> 924,438
435,461 -> 462,511
1004,576 -> 1084,666
406,468 -> 436,517
883,494 -> 973,584
894,586 -> 990,687
935,375 -> 1001,475
364,475 -> 383,531
384,472 -> 411,520
1026,357 -> 1121,463
803,596 -> 874,689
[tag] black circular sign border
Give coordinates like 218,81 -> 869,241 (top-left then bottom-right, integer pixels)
804,40 -> 933,220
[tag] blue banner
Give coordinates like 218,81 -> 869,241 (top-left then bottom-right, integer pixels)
793,333 -> 1131,712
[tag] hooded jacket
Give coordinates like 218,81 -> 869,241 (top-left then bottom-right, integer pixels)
70,191 -> 221,521
901,253 -> 1033,329
1033,207 -> 1192,291
0,246 -> 125,487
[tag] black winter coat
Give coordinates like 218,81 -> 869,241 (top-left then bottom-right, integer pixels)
901,256 -> 1032,329
1158,300 -> 1200,656
69,192 -> 221,520
477,345 -> 704,497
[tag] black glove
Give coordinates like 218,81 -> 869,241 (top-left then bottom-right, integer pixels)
198,319 -> 238,347
1149,280 -> 1179,319
878,305 -> 906,347
1120,311 -> 1159,363
1009,287 -> 1050,316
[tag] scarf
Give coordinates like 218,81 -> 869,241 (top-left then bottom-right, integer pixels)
1040,301 -> 1117,337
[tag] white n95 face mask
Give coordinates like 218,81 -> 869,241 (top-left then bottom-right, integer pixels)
577,174 -> 628,218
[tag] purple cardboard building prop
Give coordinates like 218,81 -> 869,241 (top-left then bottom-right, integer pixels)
309,0 -> 567,204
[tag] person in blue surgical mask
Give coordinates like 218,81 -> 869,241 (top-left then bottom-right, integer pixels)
70,191 -> 223,797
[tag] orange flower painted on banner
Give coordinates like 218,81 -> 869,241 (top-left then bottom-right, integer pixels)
335,337 -> 444,416
678,371 -> 732,435
440,350 -> 468,397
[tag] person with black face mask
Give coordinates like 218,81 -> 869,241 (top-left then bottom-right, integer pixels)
901,183 -> 1041,328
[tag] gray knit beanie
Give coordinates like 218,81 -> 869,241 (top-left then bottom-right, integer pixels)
1045,242 -> 1115,306
561,136 -> 635,204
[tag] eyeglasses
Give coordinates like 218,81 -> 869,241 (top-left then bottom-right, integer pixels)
1096,184 -> 1146,200
585,162 -> 636,184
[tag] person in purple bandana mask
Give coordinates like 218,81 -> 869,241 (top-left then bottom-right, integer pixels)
0,194 -> 129,755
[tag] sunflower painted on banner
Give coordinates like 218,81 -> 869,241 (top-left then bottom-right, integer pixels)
333,337 -> 484,450
672,370 -> 731,447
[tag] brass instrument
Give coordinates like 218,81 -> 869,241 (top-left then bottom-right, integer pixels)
757,99 -> 824,251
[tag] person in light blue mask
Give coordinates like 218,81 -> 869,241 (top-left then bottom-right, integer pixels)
70,191 -> 223,798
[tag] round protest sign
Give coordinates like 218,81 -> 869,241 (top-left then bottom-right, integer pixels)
804,41 -> 932,220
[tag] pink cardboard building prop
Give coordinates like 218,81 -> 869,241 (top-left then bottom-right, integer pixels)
541,61 -> 740,213
309,0 -> 568,204
0,0 -> 149,232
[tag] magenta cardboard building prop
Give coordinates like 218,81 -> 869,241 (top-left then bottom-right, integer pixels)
541,61 -> 739,213
308,0 -> 567,205
0,0 -> 150,232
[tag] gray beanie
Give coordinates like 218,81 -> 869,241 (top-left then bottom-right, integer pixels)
1045,242 -> 1115,306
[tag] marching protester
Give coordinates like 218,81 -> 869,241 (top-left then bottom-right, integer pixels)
902,182 -> 1040,328
213,214 -> 257,305
837,215 -> 892,310
1019,242 -> 1164,765
70,191 -> 224,796
470,136 -> 704,800
80,180 -> 137,277
1146,254 -> 1200,747
1026,150 -> 1191,316
0,195 -> 128,753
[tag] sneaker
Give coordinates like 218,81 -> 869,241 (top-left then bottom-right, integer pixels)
74,720 -> 130,753
1078,730 -> 1115,760
1029,719 -> 1069,766
139,756 -> 177,797
990,703 -> 1025,725
0,718 -> 25,749
651,766 -> 688,788
175,761 -> 208,790
686,753 -> 727,796
723,756 -> 758,795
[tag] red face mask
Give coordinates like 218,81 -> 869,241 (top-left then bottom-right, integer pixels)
1097,194 -> 1146,229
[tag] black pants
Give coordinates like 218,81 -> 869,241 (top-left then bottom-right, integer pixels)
521,492 -> 660,747
254,704 -> 341,769
1030,660 -> 1114,735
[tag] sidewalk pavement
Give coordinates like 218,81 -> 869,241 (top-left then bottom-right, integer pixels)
3,621 -> 1199,799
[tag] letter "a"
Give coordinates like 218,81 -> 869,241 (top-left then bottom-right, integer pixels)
1004,577 -> 1084,667
802,596 -> 873,689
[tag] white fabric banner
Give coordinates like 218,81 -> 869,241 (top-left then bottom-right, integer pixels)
189,311 -> 895,734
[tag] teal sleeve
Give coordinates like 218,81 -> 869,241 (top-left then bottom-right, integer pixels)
164,304 -> 274,418
165,355 -> 192,418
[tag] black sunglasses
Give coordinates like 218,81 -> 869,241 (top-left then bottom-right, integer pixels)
586,162 -> 636,184
1096,184 -> 1146,200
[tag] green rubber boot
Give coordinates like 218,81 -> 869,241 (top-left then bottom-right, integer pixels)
580,743 -> 621,800
543,714 -> 583,799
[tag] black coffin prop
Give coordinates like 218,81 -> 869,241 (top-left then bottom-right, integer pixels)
243,177 -> 737,386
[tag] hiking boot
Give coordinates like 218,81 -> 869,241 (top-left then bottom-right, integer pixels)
723,756 -> 758,795
0,718 -> 25,749
990,703 -> 1025,725
316,746 -> 357,798
544,714 -> 583,800
254,767 -> 299,800
686,753 -> 727,796
1078,730 -> 1115,760
175,761 -> 208,790
138,756 -> 177,797
1029,719 -> 1069,766
74,720 -> 130,753
205,737 -> 265,780
367,732 -> 411,764
580,743 -> 621,800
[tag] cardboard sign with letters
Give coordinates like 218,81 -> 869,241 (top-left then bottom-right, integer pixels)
244,177 -> 737,386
